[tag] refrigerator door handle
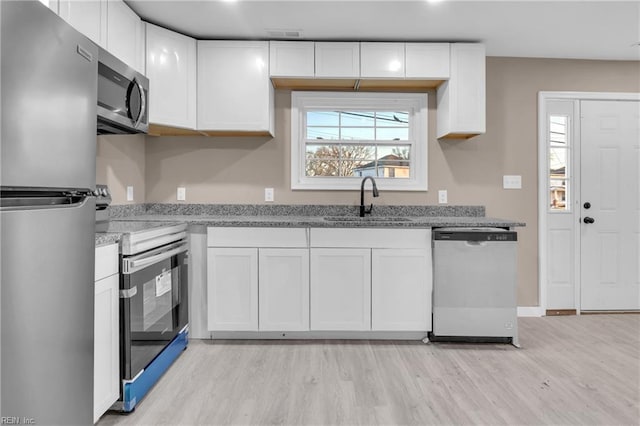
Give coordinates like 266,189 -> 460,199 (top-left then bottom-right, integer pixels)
0,193 -> 92,210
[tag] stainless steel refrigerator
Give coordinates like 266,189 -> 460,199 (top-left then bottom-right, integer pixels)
1,2 -> 97,425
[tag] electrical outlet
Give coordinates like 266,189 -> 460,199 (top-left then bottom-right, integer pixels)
503,175 -> 522,189
177,187 -> 186,201
265,187 -> 274,202
126,186 -> 134,201
438,190 -> 448,204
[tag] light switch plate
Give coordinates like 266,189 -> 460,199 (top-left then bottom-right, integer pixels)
126,186 -> 134,201
503,175 -> 522,189
265,188 -> 274,202
177,187 -> 186,201
438,190 -> 448,204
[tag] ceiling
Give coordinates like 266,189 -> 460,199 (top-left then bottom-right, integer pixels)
126,0 -> 640,61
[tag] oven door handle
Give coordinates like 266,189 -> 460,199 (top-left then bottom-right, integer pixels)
123,243 -> 188,274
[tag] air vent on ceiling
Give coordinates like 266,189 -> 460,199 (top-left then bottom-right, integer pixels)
266,29 -> 303,39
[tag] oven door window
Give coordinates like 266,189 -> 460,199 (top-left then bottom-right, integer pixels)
128,257 -> 179,339
135,266 -> 177,334
122,252 -> 187,379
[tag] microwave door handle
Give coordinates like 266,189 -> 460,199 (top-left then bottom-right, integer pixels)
123,244 -> 187,274
134,79 -> 146,129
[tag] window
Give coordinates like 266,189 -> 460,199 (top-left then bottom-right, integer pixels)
549,114 -> 570,211
291,92 -> 428,191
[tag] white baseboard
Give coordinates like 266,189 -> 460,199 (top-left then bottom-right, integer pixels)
518,306 -> 545,317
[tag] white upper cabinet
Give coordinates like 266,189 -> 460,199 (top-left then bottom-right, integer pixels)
360,42 -> 405,78
39,0 -> 59,14
315,42 -> 360,78
58,0 -> 107,48
437,43 -> 486,139
405,43 -> 450,79
106,0 -> 144,73
269,41 -> 315,78
197,41 -> 274,134
146,23 -> 197,129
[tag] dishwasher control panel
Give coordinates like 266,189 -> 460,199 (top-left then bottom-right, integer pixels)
433,227 -> 517,242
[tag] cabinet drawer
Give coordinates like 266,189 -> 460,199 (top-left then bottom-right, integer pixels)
95,243 -> 118,281
310,228 -> 430,249
207,227 -> 307,248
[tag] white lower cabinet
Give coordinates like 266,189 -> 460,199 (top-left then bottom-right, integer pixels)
94,244 -> 119,423
371,249 -> 431,331
310,248 -> 371,331
206,228 -> 308,332
207,248 -> 259,331
259,249 -> 310,331
309,228 -> 432,333
205,227 -> 432,336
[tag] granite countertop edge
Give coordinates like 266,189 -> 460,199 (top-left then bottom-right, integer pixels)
100,214 -> 525,229
95,232 -> 122,247
96,206 -> 526,246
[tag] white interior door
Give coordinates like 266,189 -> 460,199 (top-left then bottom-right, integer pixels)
580,100 -> 640,310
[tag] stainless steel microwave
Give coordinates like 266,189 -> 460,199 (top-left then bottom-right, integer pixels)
97,47 -> 148,135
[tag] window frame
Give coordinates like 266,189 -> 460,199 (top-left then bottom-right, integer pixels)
290,91 -> 428,191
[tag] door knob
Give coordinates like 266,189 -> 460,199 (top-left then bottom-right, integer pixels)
583,216 -> 595,224
583,202 -> 591,209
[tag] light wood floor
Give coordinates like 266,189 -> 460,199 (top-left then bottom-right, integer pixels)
98,315 -> 640,426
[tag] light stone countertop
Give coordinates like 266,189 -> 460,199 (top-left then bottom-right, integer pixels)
96,204 -> 526,247
95,232 -> 121,247
108,214 -> 525,229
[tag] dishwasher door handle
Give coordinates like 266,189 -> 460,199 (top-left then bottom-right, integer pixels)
465,241 -> 487,247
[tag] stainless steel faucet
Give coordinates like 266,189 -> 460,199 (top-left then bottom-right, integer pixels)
359,176 -> 379,217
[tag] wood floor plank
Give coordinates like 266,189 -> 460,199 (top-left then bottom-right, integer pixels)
98,315 -> 640,426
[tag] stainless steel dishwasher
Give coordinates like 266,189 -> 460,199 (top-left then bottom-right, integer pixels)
430,227 -> 519,347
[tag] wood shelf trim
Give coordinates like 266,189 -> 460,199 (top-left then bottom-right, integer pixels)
271,78 -> 445,92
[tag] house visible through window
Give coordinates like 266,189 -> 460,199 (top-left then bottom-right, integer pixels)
291,92 -> 428,191
549,115 -> 570,211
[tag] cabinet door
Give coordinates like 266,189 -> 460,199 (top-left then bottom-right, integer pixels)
146,23 -> 197,129
360,42 -> 405,78
207,248 -> 258,331
314,42 -> 360,78
259,249 -> 310,331
94,273 -> 119,423
59,0 -> 106,48
405,43 -> 450,79
39,0 -> 59,14
371,249 -> 431,331
310,248 -> 371,331
197,41 -> 274,134
106,0 -> 144,73
269,41 -> 314,77
436,43 -> 486,139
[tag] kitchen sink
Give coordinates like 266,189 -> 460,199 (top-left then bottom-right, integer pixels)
323,216 -> 412,222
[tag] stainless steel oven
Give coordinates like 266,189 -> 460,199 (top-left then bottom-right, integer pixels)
106,221 -> 189,412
